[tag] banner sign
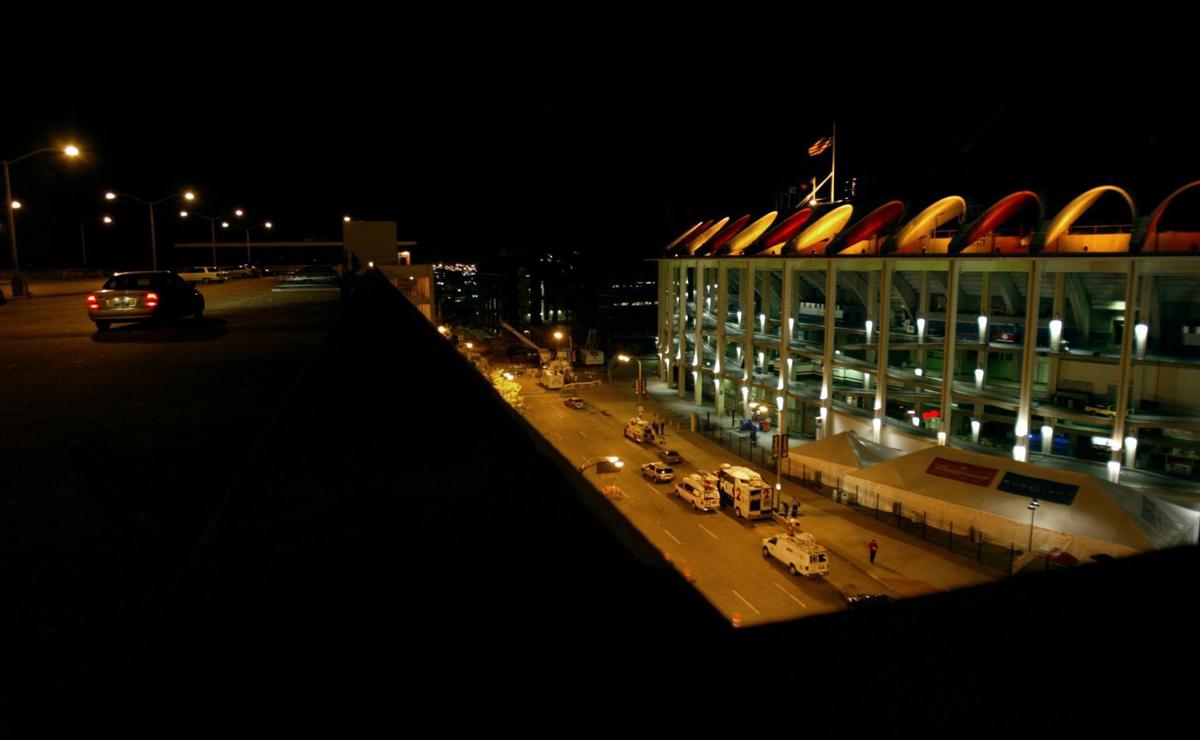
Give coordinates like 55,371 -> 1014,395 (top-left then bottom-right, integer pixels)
997,472 -> 1079,506
925,457 -> 999,487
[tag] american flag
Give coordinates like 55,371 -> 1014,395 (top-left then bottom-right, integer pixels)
808,135 -> 833,157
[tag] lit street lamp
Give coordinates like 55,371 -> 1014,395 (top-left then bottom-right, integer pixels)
4,144 -> 80,295
617,353 -> 643,398
74,215 -> 114,267
579,456 -> 624,493
222,217 -> 273,263
1027,498 -> 1040,553
181,207 -> 244,266
105,189 -> 195,270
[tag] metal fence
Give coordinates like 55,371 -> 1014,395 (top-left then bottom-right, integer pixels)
693,416 -> 1028,574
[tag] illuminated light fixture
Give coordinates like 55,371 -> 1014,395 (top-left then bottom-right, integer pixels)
871,417 -> 882,442
757,351 -> 765,369
916,317 -> 926,343
1013,444 -> 1027,462
736,345 -> 742,357
183,191 -> 195,201
1090,436 -> 1115,449
974,367 -> 985,389
1015,419 -> 1028,438
914,368 -> 923,377
971,419 -> 981,442
820,385 -> 828,400
777,376 -> 784,390
64,145 -> 80,156
692,370 -> 698,382
818,407 -> 827,421
10,200 -> 21,210
102,216 -> 112,224
1041,425 -> 1054,454
977,315 -> 988,343
737,310 -> 742,325
937,431 -> 947,446
911,416 -> 921,427
368,260 -> 375,269
788,317 -> 795,335
1135,323 -> 1149,359
1049,318 -> 1063,352
234,208 -> 244,217
713,359 -> 720,374
741,386 -> 749,400
344,215 -> 352,222
1107,460 -> 1121,482
105,191 -> 117,200
1125,436 -> 1138,468
179,210 -> 189,217
874,399 -> 882,411
759,313 -> 766,333
787,358 -> 793,371
864,319 -> 874,342
776,396 -> 784,410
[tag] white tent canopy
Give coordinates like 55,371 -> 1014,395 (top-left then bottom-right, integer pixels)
841,446 -> 1200,559
787,431 -> 905,487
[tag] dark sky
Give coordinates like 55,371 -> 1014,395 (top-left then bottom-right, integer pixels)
4,10 -> 1196,268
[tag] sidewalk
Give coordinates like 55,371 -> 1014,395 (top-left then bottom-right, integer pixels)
598,359 -> 1000,597
1,277 -> 104,300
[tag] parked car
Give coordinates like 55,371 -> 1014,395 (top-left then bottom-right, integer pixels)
659,449 -> 683,464
86,271 -> 205,331
563,397 -> 586,409
177,266 -> 227,284
640,462 -> 674,483
274,264 -> 339,290
225,264 -> 260,279
845,593 -> 896,610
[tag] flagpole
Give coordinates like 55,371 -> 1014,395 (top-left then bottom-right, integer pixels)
831,122 -> 837,203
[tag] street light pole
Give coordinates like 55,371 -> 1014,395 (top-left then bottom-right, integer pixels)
4,145 -> 80,296
1027,498 -> 1040,553
617,354 -> 643,398
107,189 -> 195,271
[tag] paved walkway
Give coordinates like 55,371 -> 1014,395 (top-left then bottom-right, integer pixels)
596,358 -> 1001,597
1,276 -> 104,300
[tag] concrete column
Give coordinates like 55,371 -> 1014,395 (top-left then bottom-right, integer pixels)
741,263 -> 755,416
780,264 -> 795,395
873,262 -> 892,443
659,260 -> 672,382
1111,260 -> 1139,477
1015,261 -> 1043,460
821,264 -> 837,439
715,262 -> 728,417
938,260 -> 960,445
693,260 -> 704,407
677,263 -> 689,396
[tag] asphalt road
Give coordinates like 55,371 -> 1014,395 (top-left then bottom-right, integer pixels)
521,381 -> 876,625
0,279 -> 338,662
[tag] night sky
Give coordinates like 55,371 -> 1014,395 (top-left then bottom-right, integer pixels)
4,10 -> 1196,269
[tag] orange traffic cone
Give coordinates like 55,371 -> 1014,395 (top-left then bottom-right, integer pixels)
731,612 -> 743,628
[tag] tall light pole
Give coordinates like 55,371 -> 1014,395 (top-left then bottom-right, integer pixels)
180,207 -> 243,266
617,353 -> 643,398
105,189 -> 195,270
75,215 -> 114,267
4,145 -> 80,295
222,218 -> 273,264
1027,498 -> 1040,553
579,456 -> 624,493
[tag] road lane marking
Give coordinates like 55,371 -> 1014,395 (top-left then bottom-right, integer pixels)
663,529 -> 681,545
731,590 -> 761,615
774,582 -> 807,608
697,524 -> 718,540
552,432 -> 563,440
577,429 -> 588,438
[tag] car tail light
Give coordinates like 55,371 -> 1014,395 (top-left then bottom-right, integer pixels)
144,292 -> 159,308
86,294 -> 99,310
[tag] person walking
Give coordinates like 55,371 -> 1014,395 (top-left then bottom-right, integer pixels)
868,538 -> 879,564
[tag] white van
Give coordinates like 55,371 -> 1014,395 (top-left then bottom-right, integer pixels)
717,464 -> 773,519
674,474 -> 719,511
762,532 -> 829,577
624,417 -> 655,443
